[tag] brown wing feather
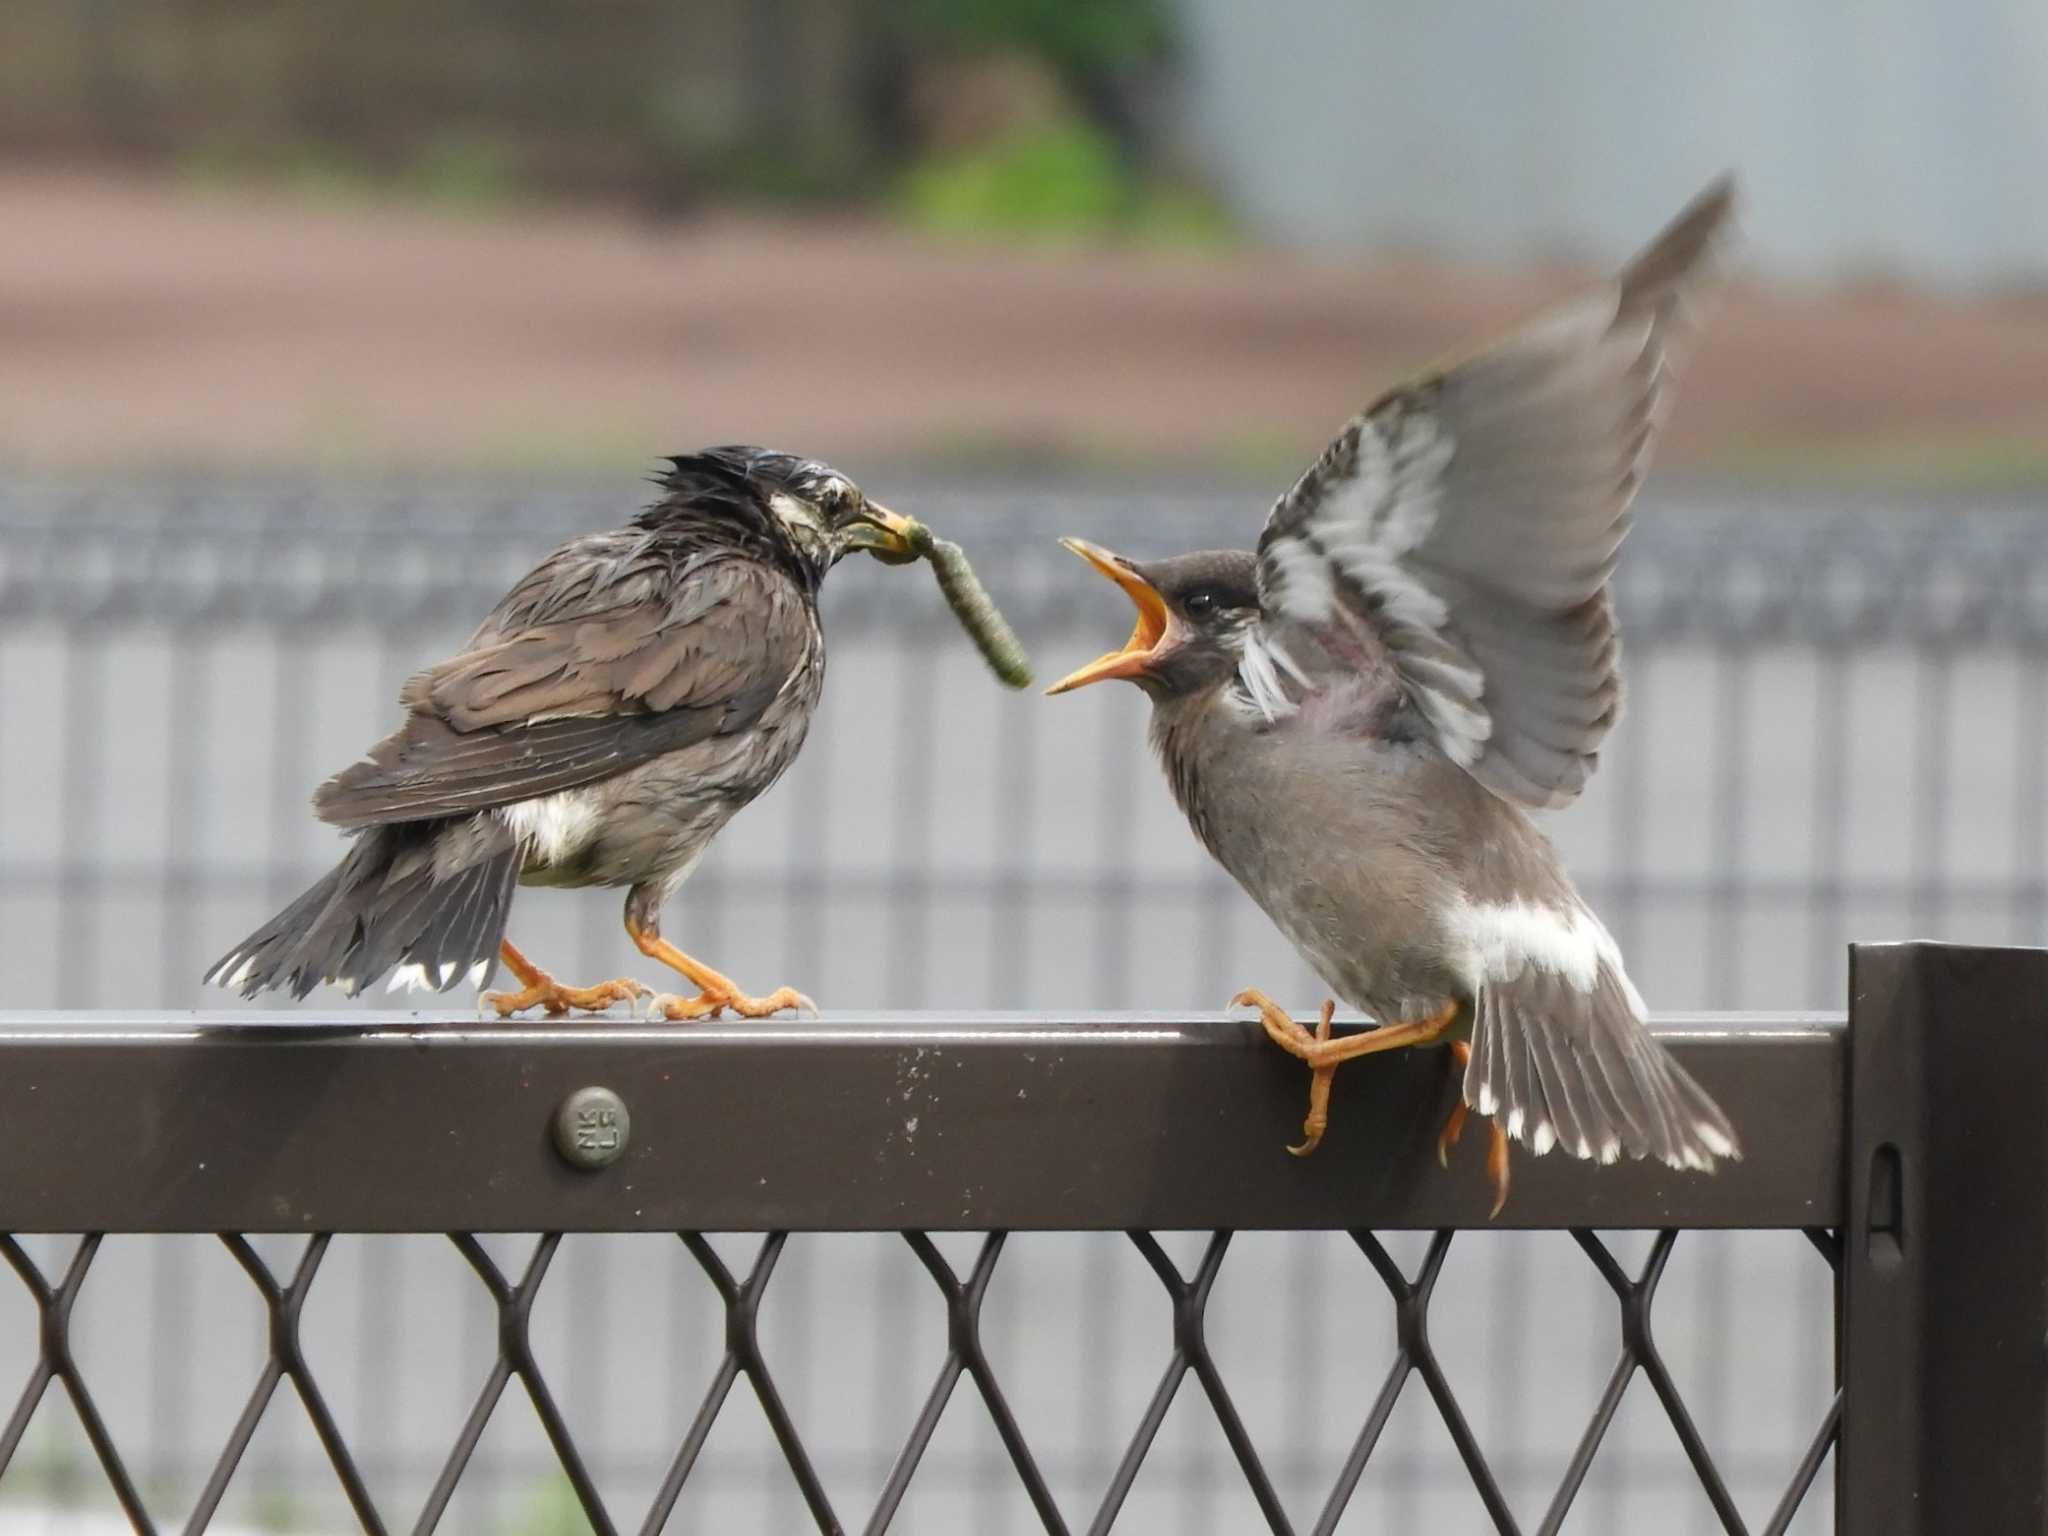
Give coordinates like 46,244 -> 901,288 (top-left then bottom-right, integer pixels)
315,551 -> 817,828
1251,176 -> 1736,810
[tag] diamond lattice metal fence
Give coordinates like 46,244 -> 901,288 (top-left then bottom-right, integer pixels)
0,1225 -> 1843,1536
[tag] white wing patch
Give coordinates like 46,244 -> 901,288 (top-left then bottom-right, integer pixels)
1302,413 -> 1457,636
1327,548 -> 1450,633
1409,678 -> 1491,769
1695,1124 -> 1737,1160
1256,409 -> 1498,765
385,959 -> 485,993
387,962 -> 434,993
500,788 -> 602,867
1261,522 -> 1339,623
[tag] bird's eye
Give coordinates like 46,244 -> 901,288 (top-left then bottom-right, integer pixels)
1182,588 -> 1221,619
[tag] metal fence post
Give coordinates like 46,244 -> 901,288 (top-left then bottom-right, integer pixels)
1840,942 -> 2048,1533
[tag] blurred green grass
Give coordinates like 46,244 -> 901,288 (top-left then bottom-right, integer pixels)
178,132 -> 527,213
897,123 -> 1232,246
1715,429 -> 2048,489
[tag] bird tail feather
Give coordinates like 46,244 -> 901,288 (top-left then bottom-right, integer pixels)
204,824 -> 521,1001
1464,961 -> 1739,1172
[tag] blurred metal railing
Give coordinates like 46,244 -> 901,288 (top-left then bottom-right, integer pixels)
0,943 -> 2041,1534
7,475 -> 2048,643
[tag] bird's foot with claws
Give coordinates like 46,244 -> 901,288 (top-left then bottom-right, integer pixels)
623,915 -> 816,1021
482,938 -> 651,1018
1234,986 -> 1462,1159
1233,988 -> 1341,1156
648,983 -> 816,1021
1438,1040 -> 1513,1218
482,974 -> 650,1019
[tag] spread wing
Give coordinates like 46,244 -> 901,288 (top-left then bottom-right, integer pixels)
1252,177 -> 1736,810
314,544 -> 818,828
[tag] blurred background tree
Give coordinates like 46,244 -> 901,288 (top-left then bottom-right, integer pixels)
0,0 -> 1217,234
882,0 -> 1211,240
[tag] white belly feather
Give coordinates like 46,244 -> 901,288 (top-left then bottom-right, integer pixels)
1443,896 -> 1645,1015
499,788 -> 604,867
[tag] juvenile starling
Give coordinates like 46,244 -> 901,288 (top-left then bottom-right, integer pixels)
1047,180 -> 1742,1213
207,448 -> 919,1019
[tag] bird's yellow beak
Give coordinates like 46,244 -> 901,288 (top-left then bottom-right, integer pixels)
844,501 -> 922,564
1046,539 -> 1171,694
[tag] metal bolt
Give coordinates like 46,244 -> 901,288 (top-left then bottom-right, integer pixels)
553,1086 -> 630,1171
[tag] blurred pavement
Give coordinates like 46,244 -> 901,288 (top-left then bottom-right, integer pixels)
6,170 -> 2048,476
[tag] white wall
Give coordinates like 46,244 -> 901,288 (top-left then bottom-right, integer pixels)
1171,0 -> 2048,288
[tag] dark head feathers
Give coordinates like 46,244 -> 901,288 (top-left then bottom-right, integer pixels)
636,446 -> 854,591
1133,549 -> 1262,614
650,447 -> 844,510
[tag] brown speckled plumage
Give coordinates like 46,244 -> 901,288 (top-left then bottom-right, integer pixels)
207,447 -> 876,1002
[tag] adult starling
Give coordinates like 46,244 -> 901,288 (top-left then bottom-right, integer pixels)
1048,180 -> 1741,1212
206,448 -> 919,1019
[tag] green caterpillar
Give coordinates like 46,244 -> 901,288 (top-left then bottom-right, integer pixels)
897,518 -> 1034,690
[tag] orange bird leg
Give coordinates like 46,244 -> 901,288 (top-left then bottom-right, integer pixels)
480,938 -> 650,1018
1438,1040 -> 1513,1220
1438,1041 -> 1472,1164
1232,989 -> 1460,1157
628,912 -> 815,1021
1485,1120 -> 1512,1220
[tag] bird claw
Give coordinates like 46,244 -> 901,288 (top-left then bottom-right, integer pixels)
1235,988 -> 1335,1060
1286,1113 -> 1326,1158
1437,1100 -> 1468,1167
1439,1041 -> 1472,1168
1485,1127 -> 1512,1219
1242,990 -> 1462,1163
481,974 -> 651,1019
1233,990 -> 1339,1155
1439,1041 -> 1510,1217
647,984 -> 814,1022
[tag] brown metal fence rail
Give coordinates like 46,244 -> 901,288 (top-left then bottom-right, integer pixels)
0,942 -> 2039,1534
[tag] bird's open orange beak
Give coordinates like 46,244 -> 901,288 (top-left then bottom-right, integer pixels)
1046,539 -> 1170,694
